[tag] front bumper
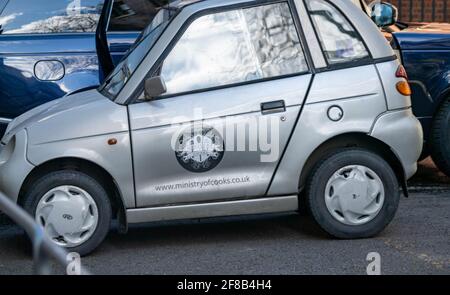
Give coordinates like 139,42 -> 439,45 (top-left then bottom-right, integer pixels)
370,108 -> 423,180
0,129 -> 35,203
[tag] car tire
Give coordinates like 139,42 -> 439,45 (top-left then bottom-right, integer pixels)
429,98 -> 450,177
306,148 -> 400,239
23,170 -> 112,256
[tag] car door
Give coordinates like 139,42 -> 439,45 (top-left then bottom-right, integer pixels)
0,0 -> 105,136
128,1 -> 314,208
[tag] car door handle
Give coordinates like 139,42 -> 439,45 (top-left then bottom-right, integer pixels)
261,100 -> 286,115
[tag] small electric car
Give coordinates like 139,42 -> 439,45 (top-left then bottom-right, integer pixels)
0,0 -> 423,255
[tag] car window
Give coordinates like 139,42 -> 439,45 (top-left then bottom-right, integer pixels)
108,0 -> 163,32
160,2 -> 308,96
101,8 -> 175,99
306,0 -> 369,65
0,0 -> 104,35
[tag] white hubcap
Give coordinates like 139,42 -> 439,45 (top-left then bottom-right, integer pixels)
325,165 -> 385,226
35,186 -> 99,247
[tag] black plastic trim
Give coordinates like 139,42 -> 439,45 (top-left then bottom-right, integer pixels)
96,0 -> 115,79
261,100 -> 286,114
314,54 -> 397,73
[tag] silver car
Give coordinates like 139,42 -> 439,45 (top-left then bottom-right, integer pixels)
0,0 -> 423,255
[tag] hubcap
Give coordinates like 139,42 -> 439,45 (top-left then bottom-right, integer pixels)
324,165 -> 385,226
35,186 -> 99,248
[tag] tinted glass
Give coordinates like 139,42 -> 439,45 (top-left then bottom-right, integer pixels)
161,3 -> 307,95
306,0 -> 369,64
0,0 -> 103,34
108,0 -> 163,32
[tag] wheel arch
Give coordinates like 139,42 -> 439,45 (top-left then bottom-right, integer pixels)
298,132 -> 407,196
18,157 -> 128,233
433,88 -> 450,116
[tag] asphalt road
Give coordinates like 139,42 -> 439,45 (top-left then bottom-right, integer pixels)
0,159 -> 449,275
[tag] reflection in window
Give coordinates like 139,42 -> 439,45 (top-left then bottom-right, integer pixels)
0,0 -> 103,34
0,0 -> 7,14
160,3 -> 308,95
108,0 -> 166,32
306,0 -> 369,64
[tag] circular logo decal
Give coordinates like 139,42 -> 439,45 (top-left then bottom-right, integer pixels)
175,126 -> 225,173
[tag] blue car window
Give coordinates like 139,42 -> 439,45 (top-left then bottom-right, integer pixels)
0,0 -> 104,34
108,0 -> 162,32
0,0 -> 7,14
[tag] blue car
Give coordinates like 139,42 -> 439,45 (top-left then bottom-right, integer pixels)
356,0 -> 450,177
0,0 -> 158,136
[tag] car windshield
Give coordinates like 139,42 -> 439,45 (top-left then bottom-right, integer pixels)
100,1 -> 201,99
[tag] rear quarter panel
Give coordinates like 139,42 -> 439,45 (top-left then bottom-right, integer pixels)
268,65 -> 387,196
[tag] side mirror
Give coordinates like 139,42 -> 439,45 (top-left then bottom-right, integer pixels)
370,2 -> 398,27
144,76 -> 167,100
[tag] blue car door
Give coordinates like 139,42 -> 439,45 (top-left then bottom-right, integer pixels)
0,0 -> 105,135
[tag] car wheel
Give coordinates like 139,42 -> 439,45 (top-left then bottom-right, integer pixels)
306,148 -> 400,239
23,170 -> 112,256
429,98 -> 450,177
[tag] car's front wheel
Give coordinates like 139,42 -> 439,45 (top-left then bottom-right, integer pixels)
306,148 -> 400,239
23,170 -> 112,256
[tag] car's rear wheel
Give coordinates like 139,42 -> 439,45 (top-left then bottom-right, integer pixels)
23,170 -> 111,256
306,148 -> 400,239
429,98 -> 450,177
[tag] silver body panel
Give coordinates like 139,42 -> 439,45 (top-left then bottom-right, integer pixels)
127,195 -> 298,224
129,75 -> 312,207
0,0 -> 422,226
0,91 -> 135,208
375,61 -> 413,110
0,118 -> 12,124
268,64 -> 388,196
293,0 -> 327,69
25,90 -> 129,145
371,109 -> 423,179
23,91 -> 135,208
0,130 -> 34,202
